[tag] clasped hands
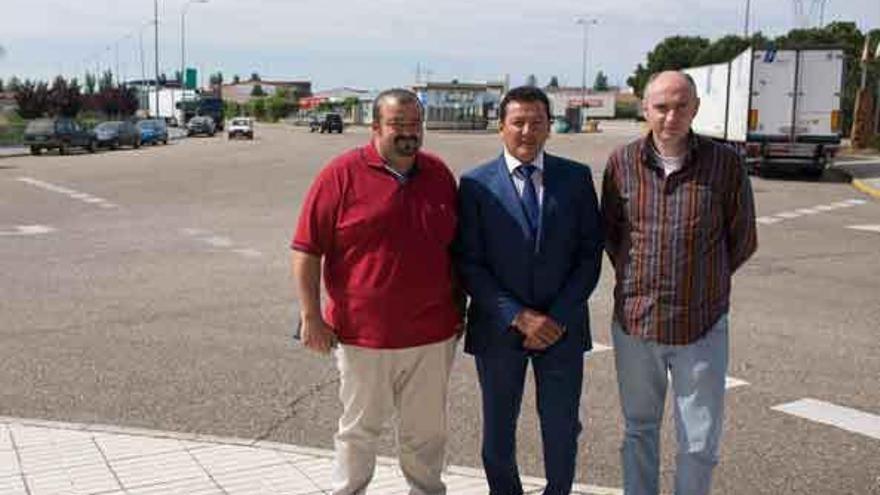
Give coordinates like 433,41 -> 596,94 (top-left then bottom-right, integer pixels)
513,308 -> 564,351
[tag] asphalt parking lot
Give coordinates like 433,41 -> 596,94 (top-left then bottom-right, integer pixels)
0,122 -> 878,494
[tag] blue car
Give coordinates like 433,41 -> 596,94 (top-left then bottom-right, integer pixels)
136,119 -> 169,145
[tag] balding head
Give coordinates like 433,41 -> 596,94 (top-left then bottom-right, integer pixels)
645,71 -> 697,102
642,70 -> 700,155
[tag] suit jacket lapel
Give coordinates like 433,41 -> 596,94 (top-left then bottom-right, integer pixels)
537,154 -> 560,252
491,155 -> 534,241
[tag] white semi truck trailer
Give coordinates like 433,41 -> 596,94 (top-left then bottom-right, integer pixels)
684,47 -> 844,176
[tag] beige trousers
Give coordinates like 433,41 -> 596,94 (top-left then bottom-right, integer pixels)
331,336 -> 458,495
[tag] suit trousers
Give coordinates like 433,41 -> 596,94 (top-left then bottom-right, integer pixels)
612,315 -> 729,495
476,346 -> 584,495
332,336 -> 458,495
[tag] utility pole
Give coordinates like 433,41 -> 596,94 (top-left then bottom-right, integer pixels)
575,17 -> 597,132
154,0 -> 160,118
744,0 -> 751,37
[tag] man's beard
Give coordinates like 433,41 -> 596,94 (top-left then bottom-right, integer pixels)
393,135 -> 421,157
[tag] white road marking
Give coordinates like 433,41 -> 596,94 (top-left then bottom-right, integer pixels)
760,198 -> 868,226
16,177 -> 118,209
725,376 -> 750,389
232,248 -> 263,258
180,228 -> 264,260
847,224 -> 880,234
772,398 -> 880,441
0,225 -> 56,236
588,342 -> 612,354
776,212 -> 802,219
757,216 -> 782,225
205,236 -> 233,248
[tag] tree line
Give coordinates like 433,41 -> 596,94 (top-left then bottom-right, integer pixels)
2,71 -> 139,120
627,22 -> 880,135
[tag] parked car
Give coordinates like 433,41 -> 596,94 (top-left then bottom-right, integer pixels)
136,119 -> 169,145
320,113 -> 344,133
308,114 -> 321,133
186,116 -> 216,137
227,117 -> 254,140
23,118 -> 97,155
94,121 -> 141,149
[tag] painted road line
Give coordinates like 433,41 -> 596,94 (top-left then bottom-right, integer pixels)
776,212 -> 802,219
814,204 -> 836,212
232,248 -> 263,258
845,199 -> 868,205
795,208 -> 819,215
0,225 -> 56,236
757,217 -> 782,225
725,376 -> 750,390
847,225 -> 880,234
204,236 -> 234,248
772,398 -> 880,441
17,177 -> 118,209
588,342 -> 613,354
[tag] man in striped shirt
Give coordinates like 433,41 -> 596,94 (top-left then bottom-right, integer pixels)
601,71 -> 757,495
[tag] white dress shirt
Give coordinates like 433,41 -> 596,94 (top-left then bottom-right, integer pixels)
503,147 -> 545,208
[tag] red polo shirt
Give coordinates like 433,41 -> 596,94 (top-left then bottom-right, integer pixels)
292,143 -> 459,349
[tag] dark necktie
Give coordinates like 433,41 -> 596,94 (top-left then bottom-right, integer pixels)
516,164 -> 539,236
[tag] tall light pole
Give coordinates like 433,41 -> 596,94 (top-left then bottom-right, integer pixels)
743,0 -> 751,37
575,16 -> 597,132
154,0 -> 160,118
181,0 -> 209,100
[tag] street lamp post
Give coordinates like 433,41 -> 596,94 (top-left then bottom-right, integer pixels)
575,17 -> 598,132
181,0 -> 209,108
153,0 -> 160,118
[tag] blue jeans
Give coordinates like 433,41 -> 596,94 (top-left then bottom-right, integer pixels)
612,315 -> 728,495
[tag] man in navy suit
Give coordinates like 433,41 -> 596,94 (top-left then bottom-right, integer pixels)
456,86 -> 604,494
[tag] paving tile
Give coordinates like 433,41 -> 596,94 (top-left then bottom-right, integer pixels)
189,444 -> 287,474
212,463 -> 323,494
0,450 -> 21,478
281,457 -> 335,488
94,433 -> 190,461
24,462 -> 121,495
110,449 -> 206,488
110,476 -> 223,495
0,474 -> 27,495
0,425 -> 12,452
15,438 -> 105,475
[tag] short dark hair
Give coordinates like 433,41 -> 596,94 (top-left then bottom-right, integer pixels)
499,86 -> 552,122
372,88 -> 423,124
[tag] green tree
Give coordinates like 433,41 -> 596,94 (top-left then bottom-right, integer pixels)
14,79 -> 51,119
48,76 -> 83,117
209,71 -> 224,87
593,70 -> 609,91
99,70 -> 114,92
250,72 -> 261,82
546,76 -> 560,89
232,74 -> 241,84
0,79 -> 4,93
525,74 -> 538,87
84,72 -> 97,94
250,97 -> 267,120
8,76 -> 21,92
627,35 -> 710,96
251,84 -> 265,97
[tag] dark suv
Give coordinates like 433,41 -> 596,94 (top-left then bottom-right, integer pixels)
320,113 -> 344,134
24,118 -> 97,155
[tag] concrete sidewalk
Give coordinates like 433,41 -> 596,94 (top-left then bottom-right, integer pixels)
0,416 -> 622,495
833,153 -> 880,199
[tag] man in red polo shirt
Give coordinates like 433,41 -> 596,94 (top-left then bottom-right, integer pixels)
291,88 -> 461,495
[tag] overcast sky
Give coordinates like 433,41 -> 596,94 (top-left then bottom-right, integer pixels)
1,0 -> 878,91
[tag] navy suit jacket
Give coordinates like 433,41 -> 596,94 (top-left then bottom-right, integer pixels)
456,152 -> 604,357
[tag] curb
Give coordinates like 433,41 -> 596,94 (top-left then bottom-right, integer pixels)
852,178 -> 880,199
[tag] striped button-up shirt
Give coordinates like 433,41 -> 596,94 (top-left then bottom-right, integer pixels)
601,132 -> 757,345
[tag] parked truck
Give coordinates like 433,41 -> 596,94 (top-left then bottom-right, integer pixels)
684,47 -> 844,177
